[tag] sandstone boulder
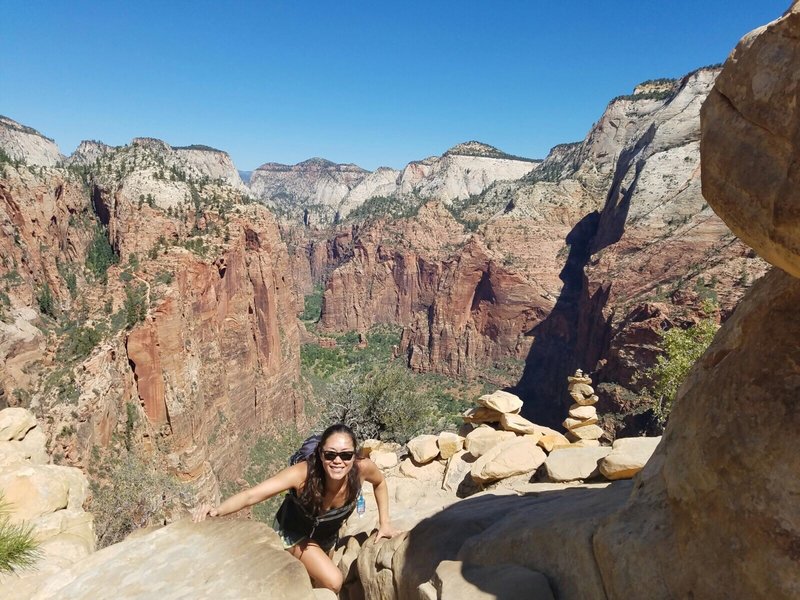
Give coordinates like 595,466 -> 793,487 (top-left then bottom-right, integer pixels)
399,457 -> 446,482
554,439 -> 600,450
701,4 -> 800,279
565,424 -> 604,442
470,437 -> 546,484
476,390 -> 523,414
537,432 -> 571,453
0,408 -> 37,441
464,427 -> 516,458
0,464 -> 87,522
598,436 -> 661,480
568,405 -> 597,420
542,447 -> 611,482
407,434 -> 440,464
437,431 -> 464,460
371,450 -> 399,470
594,269 -> 800,598
462,406 -> 504,424
441,451 -> 479,496
562,416 -> 599,430
10,519 -> 316,600
499,412 -> 538,435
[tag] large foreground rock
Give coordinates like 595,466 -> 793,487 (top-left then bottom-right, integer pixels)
591,8 -> 800,597
701,3 -> 800,279
594,268 -> 800,598
354,481 -> 632,600
13,519 -> 317,600
598,436 -> 661,480
542,446 -> 611,482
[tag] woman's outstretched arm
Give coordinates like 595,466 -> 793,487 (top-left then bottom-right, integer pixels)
192,462 -> 306,522
359,458 -> 402,543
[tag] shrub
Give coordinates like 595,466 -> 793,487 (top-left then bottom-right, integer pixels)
323,367 -> 438,444
85,224 -> 119,282
301,285 -> 324,322
0,493 -> 40,573
647,316 -> 719,425
124,283 -> 148,329
88,451 -> 184,548
59,321 -> 103,361
36,282 -> 56,317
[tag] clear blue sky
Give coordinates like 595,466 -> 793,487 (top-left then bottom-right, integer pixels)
0,0 -> 790,171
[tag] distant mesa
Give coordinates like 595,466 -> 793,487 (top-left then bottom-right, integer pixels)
0,114 -> 63,166
0,114 -> 55,142
171,143 -> 225,153
444,140 -> 540,163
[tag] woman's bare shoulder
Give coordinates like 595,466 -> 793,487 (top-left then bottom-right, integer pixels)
357,457 -> 382,482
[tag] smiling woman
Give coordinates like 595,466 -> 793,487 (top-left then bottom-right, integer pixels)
192,423 -> 400,594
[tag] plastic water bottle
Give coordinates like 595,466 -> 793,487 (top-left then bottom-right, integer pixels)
356,491 -> 365,518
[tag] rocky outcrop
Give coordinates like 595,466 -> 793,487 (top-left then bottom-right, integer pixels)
67,136 -> 246,195
0,116 -> 63,166
9,519 -> 317,600
509,65 -> 768,430
0,165 -> 97,401
0,409 -> 95,596
594,8 -> 800,598
250,142 -> 537,226
700,7 -> 800,279
1,136 -> 304,512
249,158 -> 372,224
398,143 -> 538,204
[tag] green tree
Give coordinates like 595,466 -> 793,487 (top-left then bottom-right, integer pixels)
36,282 -> 55,317
647,317 -> 719,425
0,493 -> 40,573
123,283 -> 147,329
85,224 -> 119,282
324,367 -> 438,444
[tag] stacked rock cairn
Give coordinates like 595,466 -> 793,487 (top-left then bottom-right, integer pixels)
562,369 -> 605,445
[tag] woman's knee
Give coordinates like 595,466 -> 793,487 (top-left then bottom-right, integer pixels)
318,569 -> 343,593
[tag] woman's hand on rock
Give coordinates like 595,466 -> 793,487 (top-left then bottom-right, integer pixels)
192,503 -> 218,523
374,523 -> 402,544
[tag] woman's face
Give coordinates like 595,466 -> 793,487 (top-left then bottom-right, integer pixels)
319,432 -> 356,482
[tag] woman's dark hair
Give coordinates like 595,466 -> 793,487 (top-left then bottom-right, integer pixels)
298,423 -> 360,516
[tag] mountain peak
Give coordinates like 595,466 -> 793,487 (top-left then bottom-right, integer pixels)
0,115 -> 55,142
444,141 -> 537,162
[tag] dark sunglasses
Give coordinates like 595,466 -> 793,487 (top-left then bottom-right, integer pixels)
321,450 -> 355,462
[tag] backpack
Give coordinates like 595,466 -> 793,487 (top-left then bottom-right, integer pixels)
289,434 -> 322,466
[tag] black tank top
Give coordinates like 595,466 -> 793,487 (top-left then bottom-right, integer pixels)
274,488 -> 359,542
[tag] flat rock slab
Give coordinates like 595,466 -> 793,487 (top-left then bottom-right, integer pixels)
15,519 -> 316,600
433,559 -> 554,600
543,447 -> 612,482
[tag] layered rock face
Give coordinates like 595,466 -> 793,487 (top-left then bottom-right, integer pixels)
249,142 -> 538,226
0,167 -> 96,401
398,142 -> 539,203
594,7 -> 800,598
0,116 -> 63,166
307,66 -> 764,427
249,158 -> 375,225
495,66 -> 766,428
0,138 -> 304,509
67,136 -> 246,194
